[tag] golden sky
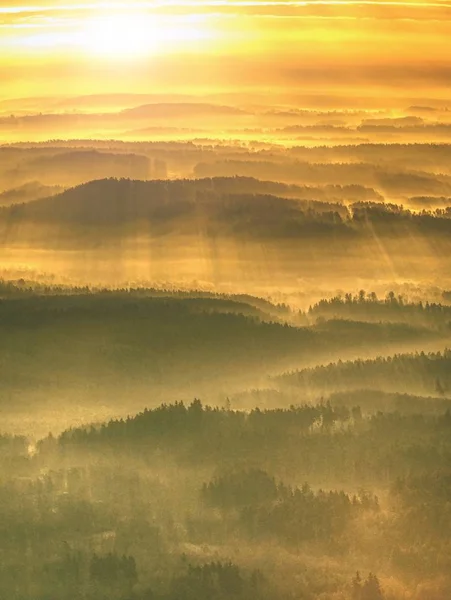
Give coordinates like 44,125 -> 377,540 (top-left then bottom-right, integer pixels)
1,0 -> 450,102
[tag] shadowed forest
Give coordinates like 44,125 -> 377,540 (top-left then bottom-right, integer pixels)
2,87 -> 451,600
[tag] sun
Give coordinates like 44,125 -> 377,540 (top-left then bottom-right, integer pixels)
80,12 -> 213,59
81,13 -> 160,58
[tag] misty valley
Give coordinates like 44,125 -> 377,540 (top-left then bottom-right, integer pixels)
1,93 -> 451,600
1,282 -> 451,599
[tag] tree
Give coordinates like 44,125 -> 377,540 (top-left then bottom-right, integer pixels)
435,377 -> 446,396
352,572 -> 362,600
386,291 -> 396,304
362,573 -> 383,600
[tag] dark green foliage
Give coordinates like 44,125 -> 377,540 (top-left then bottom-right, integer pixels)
0,398 -> 449,599
308,291 -> 451,328
58,401 -> 451,484
202,469 -> 280,509
352,572 -> 384,600
202,470 -> 378,547
4,290 -> 433,431
170,562 -> 245,600
3,176 -> 451,248
90,553 -> 137,587
389,471 -> 451,574
278,349 -> 451,397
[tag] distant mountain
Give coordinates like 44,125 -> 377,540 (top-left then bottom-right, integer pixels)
3,151 -> 150,188
0,181 -> 64,206
54,94 -> 198,111
121,103 -> 250,119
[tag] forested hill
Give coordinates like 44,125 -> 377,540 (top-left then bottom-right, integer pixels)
1,177 -> 451,247
0,289 -> 441,435
0,177 -> 350,234
6,399 -> 451,599
0,292 -> 435,397
306,291 -> 451,328
276,350 -> 451,397
56,399 -> 451,484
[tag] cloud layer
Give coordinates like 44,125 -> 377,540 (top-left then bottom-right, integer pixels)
1,0 -> 450,101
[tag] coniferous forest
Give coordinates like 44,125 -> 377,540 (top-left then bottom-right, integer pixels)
1,283 -> 451,599
2,1 -> 451,596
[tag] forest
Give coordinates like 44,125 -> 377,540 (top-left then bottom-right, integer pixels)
0,286 -> 447,435
2,80 -> 451,600
0,279 -> 450,599
1,398 -> 450,599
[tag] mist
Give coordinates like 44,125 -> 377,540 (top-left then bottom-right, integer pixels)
1,1 -> 451,597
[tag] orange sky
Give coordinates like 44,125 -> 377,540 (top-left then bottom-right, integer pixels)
1,1 -> 450,102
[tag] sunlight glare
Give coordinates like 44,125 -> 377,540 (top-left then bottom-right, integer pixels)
80,12 -> 213,58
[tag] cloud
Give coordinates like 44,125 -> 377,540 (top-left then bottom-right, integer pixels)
1,0 -> 451,104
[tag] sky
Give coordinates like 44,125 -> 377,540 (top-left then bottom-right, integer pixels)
0,0 -> 450,103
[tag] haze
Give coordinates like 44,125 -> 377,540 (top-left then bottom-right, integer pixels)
1,2 -> 451,600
